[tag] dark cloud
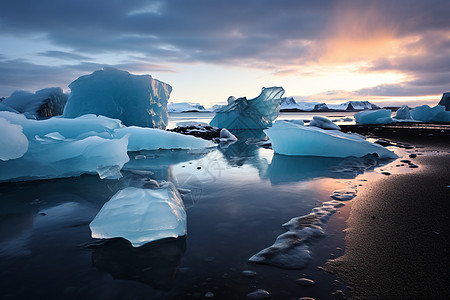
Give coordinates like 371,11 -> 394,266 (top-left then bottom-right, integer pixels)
0,0 -> 449,97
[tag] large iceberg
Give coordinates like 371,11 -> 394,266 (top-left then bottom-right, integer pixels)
264,121 -> 397,158
210,87 -> 285,129
89,183 -> 186,247
394,105 -> 413,120
0,111 -> 212,182
1,87 -> 68,119
354,109 -> 392,124
63,68 -> 172,129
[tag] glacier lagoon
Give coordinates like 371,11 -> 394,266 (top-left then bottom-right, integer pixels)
0,112 -> 418,299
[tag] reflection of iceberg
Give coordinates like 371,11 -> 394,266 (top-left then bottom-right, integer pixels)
90,183 -> 186,247
265,121 -> 397,158
210,87 -> 285,129
91,237 -> 186,290
265,155 -> 380,184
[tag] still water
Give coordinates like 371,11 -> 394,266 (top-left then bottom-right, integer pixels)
0,113 -> 398,300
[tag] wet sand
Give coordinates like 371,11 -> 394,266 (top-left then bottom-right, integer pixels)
326,124 -> 450,299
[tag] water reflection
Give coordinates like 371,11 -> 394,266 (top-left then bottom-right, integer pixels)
91,237 -> 186,290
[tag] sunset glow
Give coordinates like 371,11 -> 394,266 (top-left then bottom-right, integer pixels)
0,0 -> 449,107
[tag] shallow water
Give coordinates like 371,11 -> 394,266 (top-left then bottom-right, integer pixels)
0,115 -> 414,300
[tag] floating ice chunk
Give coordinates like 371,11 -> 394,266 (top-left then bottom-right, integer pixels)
354,109 -> 392,124
97,165 -> 123,180
175,121 -> 211,128
63,68 -> 172,129
249,200 -> 345,269
309,116 -> 341,130
0,118 -> 29,161
438,92 -> 450,111
219,128 -> 237,142
395,105 -> 413,120
114,126 -> 214,151
265,121 -> 397,158
410,105 -> 444,122
210,87 -> 285,129
89,183 -> 186,247
1,88 -> 68,119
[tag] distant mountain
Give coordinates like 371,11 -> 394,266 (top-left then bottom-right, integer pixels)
280,97 -> 380,112
168,102 -> 207,112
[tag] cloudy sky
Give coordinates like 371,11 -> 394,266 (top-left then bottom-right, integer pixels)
1,0 -> 449,106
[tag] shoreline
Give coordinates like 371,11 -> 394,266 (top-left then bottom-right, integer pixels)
325,125 -> 450,299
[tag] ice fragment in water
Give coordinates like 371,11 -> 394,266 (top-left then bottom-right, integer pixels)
354,109 -> 392,124
264,121 -> 397,158
0,117 -> 29,161
210,87 -> 284,129
89,183 -> 186,247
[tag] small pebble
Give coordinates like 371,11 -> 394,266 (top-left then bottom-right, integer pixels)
299,298 -> 315,300
381,172 -> 391,176
400,159 -> 411,163
296,278 -> 315,286
246,289 -> 271,299
409,164 -> 419,168
197,166 -> 202,170
409,154 -> 417,158
39,212 -> 47,216
242,270 -> 257,278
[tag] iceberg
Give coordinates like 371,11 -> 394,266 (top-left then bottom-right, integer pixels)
1,88 -> 68,119
410,105 -> 448,122
210,87 -> 285,129
264,121 -> 397,158
0,117 -> 29,161
89,183 -> 186,247
63,68 -> 172,129
0,111 -> 212,182
309,116 -> 341,130
394,105 -> 413,120
438,92 -> 450,111
354,109 -> 392,124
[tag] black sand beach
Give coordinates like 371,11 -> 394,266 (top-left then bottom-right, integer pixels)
327,124 -> 450,299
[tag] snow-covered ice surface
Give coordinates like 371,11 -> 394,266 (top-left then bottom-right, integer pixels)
0,117 -> 29,161
265,121 -> 397,158
168,102 -> 207,112
210,87 -> 285,129
89,183 -> 186,247
63,68 -> 172,129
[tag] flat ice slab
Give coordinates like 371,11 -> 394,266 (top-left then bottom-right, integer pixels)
90,183 -> 186,247
264,121 -> 397,158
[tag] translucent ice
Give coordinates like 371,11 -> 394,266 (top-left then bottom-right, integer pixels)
63,68 -> 172,129
219,128 -> 237,142
410,105 -> 450,122
89,183 -> 186,247
394,105 -> 413,120
309,116 -> 341,130
210,87 -> 285,129
264,121 -> 397,158
1,87 -> 68,119
0,117 -> 28,161
0,112 -> 211,182
354,109 -> 392,124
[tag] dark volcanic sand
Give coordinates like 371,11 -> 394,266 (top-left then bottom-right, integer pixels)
326,124 -> 450,299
